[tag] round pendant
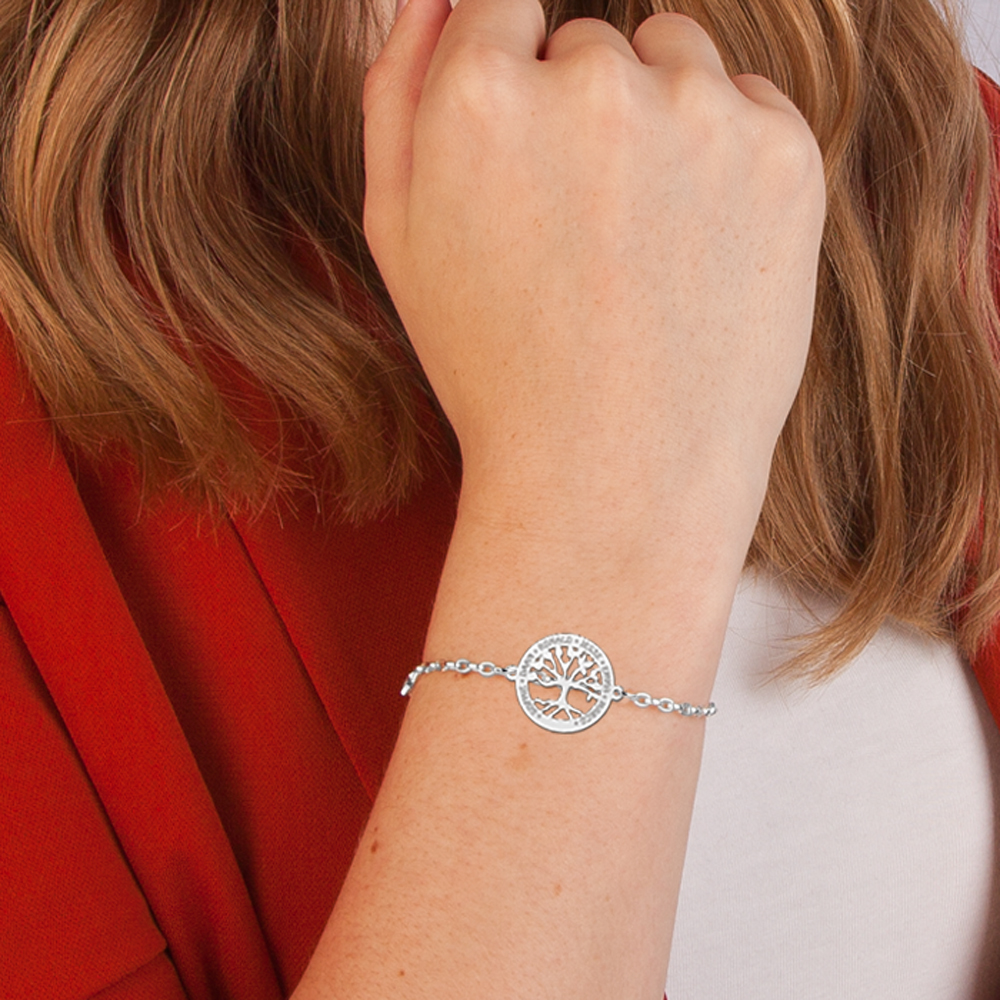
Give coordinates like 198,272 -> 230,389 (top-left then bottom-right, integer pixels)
514,634 -> 615,733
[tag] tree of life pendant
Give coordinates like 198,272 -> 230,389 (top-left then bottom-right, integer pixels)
514,634 -> 615,733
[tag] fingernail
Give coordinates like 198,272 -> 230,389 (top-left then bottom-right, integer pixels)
396,0 -> 409,15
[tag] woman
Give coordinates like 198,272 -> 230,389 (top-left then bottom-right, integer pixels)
0,0 -> 997,997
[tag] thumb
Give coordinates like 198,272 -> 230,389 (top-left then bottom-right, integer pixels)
363,0 -> 452,258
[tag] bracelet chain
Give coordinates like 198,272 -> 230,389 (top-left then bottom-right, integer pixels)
401,658 -> 716,719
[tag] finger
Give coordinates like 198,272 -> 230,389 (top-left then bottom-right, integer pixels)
363,0 -> 452,251
428,0 -> 546,69
630,12 -> 728,78
542,17 -> 640,64
730,72 -> 807,119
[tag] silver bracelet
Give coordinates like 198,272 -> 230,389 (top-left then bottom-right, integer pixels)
401,633 -> 716,734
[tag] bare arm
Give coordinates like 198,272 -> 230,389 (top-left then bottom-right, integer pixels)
293,0 -> 827,996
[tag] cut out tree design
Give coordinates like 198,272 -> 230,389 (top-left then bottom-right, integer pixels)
515,634 -> 615,732
530,645 -> 602,720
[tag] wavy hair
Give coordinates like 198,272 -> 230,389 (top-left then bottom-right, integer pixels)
2,0 -> 1000,676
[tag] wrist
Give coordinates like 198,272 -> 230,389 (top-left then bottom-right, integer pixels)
454,450 -> 765,588
423,477 -> 757,700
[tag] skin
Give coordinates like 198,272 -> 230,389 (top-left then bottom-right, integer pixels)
293,0 -> 826,995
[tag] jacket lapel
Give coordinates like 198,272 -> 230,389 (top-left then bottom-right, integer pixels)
0,326 -> 282,1000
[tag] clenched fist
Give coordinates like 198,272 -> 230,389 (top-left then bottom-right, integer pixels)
364,0 -> 826,534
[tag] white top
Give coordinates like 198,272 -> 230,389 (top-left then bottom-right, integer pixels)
666,571 -> 1000,1000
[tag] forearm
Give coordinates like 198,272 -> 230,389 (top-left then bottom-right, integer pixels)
293,482 -> 753,1000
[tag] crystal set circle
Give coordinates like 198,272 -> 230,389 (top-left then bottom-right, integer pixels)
515,633 -> 615,733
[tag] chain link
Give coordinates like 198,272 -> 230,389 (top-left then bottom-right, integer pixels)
400,659 -> 518,695
402,659 -> 716,718
617,690 -> 717,718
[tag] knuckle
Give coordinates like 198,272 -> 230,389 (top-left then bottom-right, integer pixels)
667,62 -> 722,105
758,114 -> 824,182
663,67 -> 732,140
564,43 -> 636,107
564,39 -> 633,83
436,42 -> 518,122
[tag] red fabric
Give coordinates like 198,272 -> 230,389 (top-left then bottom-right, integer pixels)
971,66 -> 1000,728
1,67 -> 999,1000
0,324 -> 457,998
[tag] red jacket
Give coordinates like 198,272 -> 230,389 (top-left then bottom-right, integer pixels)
2,70 -> 1000,1000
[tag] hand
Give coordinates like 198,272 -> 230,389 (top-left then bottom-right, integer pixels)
364,0 -> 826,533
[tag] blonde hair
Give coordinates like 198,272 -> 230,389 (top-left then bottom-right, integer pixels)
1,0 -> 1000,677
